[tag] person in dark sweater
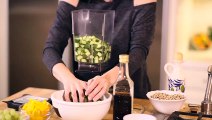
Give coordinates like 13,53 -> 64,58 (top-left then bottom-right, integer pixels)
43,0 -> 157,102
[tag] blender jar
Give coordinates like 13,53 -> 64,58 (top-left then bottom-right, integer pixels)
72,9 -> 115,72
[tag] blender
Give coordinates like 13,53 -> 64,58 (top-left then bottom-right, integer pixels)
72,9 -> 115,80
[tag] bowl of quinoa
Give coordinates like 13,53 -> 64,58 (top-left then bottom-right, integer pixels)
146,90 -> 186,114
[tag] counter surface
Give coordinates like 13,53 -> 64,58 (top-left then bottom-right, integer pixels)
0,87 -> 207,120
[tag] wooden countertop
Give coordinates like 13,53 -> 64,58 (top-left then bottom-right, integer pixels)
0,87 -> 209,120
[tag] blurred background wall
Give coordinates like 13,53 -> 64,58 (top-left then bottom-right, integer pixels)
0,0 -> 162,99
147,0 -> 162,91
0,0 -> 9,99
160,0 -> 212,104
9,0 -> 59,95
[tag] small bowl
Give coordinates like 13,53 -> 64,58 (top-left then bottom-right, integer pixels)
19,105 -> 53,120
123,114 -> 157,120
19,110 -> 30,120
146,90 -> 186,114
51,90 -> 112,120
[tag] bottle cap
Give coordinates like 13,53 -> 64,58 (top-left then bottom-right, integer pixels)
119,54 -> 129,63
175,52 -> 183,62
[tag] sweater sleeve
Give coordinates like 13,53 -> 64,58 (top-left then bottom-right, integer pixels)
42,1 -> 76,73
129,3 -> 156,76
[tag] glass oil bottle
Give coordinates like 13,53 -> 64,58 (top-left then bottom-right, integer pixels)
113,54 -> 134,120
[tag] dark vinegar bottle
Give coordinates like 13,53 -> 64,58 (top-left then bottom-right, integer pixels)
113,54 -> 134,120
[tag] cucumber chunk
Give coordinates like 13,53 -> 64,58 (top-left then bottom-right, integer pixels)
74,35 -> 111,64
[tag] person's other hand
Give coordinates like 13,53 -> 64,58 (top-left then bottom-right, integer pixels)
85,75 -> 110,101
63,78 -> 87,102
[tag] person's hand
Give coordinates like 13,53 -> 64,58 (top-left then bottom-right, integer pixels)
63,78 -> 87,102
52,63 -> 87,102
85,75 -> 110,101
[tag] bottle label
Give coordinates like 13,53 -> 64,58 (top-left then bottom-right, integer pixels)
168,78 -> 185,92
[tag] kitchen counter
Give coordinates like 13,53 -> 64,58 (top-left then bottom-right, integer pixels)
0,87 -> 208,120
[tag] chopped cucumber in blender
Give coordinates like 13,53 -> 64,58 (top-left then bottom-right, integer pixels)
74,35 -> 111,64
74,43 -> 79,48
81,59 -> 87,62
77,55 -> 83,61
97,52 -> 102,57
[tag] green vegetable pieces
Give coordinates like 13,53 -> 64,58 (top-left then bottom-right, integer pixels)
0,109 -> 24,120
62,90 -> 102,102
74,35 -> 111,64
